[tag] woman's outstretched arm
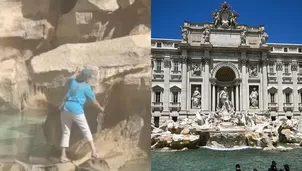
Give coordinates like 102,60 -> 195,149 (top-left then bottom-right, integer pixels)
70,67 -> 81,79
92,99 -> 105,113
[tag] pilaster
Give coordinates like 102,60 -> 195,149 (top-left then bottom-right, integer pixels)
163,57 -> 171,113
240,51 -> 248,111
292,61 -> 299,113
186,58 -> 191,111
180,51 -> 188,113
276,61 -> 283,113
235,82 -> 240,111
211,82 -> 216,111
261,54 -> 268,111
202,50 -> 210,112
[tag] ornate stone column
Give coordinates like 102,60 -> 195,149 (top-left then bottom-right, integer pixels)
261,54 -> 268,112
276,61 -> 283,113
240,53 -> 248,111
292,61 -> 299,113
180,52 -> 188,113
231,88 -> 234,103
235,82 -> 239,111
202,50 -> 210,112
163,57 -> 171,113
212,82 -> 216,111
186,59 -> 191,110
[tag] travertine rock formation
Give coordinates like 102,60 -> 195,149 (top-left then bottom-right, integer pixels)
151,116 -> 302,151
0,0 -> 150,113
0,0 -> 150,170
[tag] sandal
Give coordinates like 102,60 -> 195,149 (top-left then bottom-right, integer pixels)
60,157 -> 71,163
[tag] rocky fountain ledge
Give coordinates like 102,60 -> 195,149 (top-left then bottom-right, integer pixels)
151,111 -> 302,152
0,0 -> 151,170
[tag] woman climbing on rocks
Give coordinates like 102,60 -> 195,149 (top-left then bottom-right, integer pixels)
59,67 -> 105,163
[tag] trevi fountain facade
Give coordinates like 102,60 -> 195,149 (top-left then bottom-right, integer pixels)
151,2 -> 302,151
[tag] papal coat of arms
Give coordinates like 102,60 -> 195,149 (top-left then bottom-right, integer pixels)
211,1 -> 239,28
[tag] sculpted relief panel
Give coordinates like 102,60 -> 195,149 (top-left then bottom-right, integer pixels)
249,63 -> 258,78
191,62 -> 201,76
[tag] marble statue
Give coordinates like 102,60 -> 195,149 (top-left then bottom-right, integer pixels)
261,31 -> 269,44
211,10 -> 220,27
203,28 -> 210,43
184,21 -> 190,27
229,11 -> 239,27
217,87 -> 234,120
180,26 -> 188,43
249,87 -> 259,108
191,87 -> 201,108
240,29 -> 247,45
249,65 -> 257,77
192,63 -> 201,76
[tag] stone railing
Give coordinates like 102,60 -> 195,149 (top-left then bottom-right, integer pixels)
169,102 -> 181,112
283,103 -> 294,112
153,70 -> 164,80
282,73 -> 292,83
170,70 -> 182,80
151,41 -> 180,49
297,73 -> 302,83
268,73 -> 277,83
268,102 -> 278,111
152,102 -> 163,112
269,46 -> 302,53
298,103 -> 302,111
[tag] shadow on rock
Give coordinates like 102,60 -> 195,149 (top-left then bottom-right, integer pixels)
78,158 -> 110,171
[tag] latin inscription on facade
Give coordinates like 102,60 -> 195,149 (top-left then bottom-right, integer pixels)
210,32 -> 240,46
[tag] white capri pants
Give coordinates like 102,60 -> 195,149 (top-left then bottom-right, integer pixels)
60,110 -> 93,148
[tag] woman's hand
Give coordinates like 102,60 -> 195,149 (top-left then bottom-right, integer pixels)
70,67 -> 81,78
74,67 -> 81,75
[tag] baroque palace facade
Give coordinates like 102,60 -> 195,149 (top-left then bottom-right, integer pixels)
151,2 -> 302,126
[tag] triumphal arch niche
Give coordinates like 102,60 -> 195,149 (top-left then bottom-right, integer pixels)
210,62 -> 241,120
178,1 -> 268,118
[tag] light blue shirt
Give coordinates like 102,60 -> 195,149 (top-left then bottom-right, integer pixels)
63,77 -> 96,115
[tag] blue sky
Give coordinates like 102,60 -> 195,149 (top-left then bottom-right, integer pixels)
151,0 -> 302,44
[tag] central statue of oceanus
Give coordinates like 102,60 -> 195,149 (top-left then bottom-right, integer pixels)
217,87 -> 234,120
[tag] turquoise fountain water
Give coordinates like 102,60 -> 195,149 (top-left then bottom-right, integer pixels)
0,113 -> 48,160
152,148 -> 302,171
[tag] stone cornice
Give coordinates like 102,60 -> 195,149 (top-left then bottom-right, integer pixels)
203,57 -> 211,64
260,59 -> 268,66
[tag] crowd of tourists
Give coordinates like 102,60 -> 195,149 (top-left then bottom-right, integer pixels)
235,161 -> 290,171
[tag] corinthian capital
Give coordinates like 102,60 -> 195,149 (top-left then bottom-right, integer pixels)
261,59 -> 268,66
203,57 -> 211,64
276,62 -> 283,71
291,62 -> 298,71
163,58 -> 171,68
240,58 -> 248,65
181,55 -> 188,64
